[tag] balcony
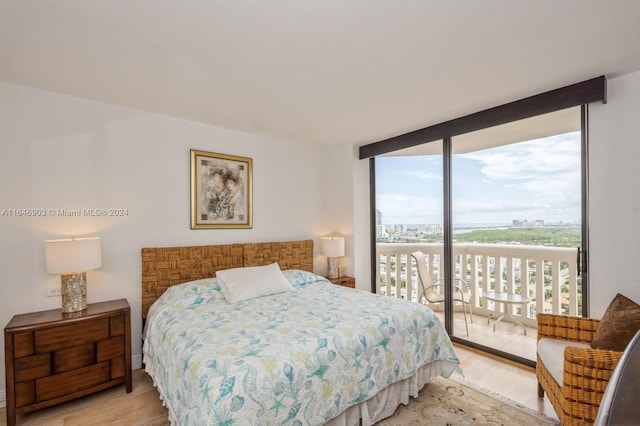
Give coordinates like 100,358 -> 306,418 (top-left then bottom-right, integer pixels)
376,242 -> 581,360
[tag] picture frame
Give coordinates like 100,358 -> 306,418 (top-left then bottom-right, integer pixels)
190,149 -> 253,229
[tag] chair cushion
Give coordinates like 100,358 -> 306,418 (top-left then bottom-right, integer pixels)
591,293 -> 640,351
537,337 -> 591,385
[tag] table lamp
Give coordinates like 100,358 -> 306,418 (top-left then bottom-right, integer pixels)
320,236 -> 345,279
45,237 -> 102,313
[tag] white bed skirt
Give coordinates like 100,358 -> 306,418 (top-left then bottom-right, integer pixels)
149,359 -> 458,425
325,360 -> 458,426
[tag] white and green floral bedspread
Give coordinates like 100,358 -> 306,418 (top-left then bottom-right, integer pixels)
143,270 -> 460,425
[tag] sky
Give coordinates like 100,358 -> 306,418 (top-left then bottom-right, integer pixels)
375,131 -> 581,226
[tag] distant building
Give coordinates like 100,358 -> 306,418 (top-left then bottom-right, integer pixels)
426,224 -> 443,234
512,219 -> 544,227
387,224 -> 406,233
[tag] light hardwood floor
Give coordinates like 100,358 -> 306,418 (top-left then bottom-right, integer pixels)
452,343 -> 559,422
0,371 -> 168,426
0,344 -> 559,425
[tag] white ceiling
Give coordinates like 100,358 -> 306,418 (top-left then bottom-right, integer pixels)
1,1 -> 639,147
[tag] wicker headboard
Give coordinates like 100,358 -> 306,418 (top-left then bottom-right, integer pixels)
243,240 -> 313,270
141,239 -> 314,318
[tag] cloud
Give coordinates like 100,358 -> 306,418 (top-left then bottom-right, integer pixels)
376,192 -> 442,223
464,132 -> 580,181
521,171 -> 580,199
404,170 -> 443,181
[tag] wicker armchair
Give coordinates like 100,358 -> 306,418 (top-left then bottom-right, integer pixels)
537,313 -> 624,426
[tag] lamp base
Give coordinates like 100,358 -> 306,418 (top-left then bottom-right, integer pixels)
327,257 -> 339,279
61,272 -> 87,313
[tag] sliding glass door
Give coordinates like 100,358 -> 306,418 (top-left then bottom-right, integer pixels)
365,78 -> 604,365
450,107 -> 584,360
374,141 -> 448,322
372,107 -> 585,363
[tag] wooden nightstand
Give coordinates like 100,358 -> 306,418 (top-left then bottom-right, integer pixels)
328,276 -> 355,288
4,299 -> 132,426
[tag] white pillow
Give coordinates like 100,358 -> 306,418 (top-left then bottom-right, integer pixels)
216,262 -> 293,303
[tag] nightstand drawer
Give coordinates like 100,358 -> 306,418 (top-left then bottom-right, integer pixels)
15,354 -> 50,382
15,382 -> 35,408
329,276 -> 356,288
35,318 -> 109,353
110,356 -> 126,379
54,343 -> 95,373
36,361 -> 110,401
110,315 -> 125,336
13,332 -> 35,358
97,336 -> 125,362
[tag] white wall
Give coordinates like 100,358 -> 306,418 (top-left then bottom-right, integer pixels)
352,148 -> 372,291
321,143 -> 357,278
589,70 -> 640,316
0,81 -> 355,404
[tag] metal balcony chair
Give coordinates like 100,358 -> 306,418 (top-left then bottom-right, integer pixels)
411,251 -> 473,336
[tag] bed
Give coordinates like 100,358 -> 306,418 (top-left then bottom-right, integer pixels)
141,239 -> 460,425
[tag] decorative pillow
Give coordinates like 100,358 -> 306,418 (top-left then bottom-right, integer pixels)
216,262 -> 293,303
282,269 -> 326,287
591,293 -> 640,351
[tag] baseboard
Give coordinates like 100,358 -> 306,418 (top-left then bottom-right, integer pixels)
0,355 -> 144,409
133,353 -> 143,370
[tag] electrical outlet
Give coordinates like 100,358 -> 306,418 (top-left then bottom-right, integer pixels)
46,287 -> 61,297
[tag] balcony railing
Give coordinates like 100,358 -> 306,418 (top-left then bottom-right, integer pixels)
376,242 -> 581,328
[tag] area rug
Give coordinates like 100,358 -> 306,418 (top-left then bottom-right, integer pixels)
377,376 -> 559,425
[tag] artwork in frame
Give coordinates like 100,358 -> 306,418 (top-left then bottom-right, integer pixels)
190,149 -> 253,229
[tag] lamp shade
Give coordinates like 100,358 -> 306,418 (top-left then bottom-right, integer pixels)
45,237 -> 102,274
320,236 -> 345,258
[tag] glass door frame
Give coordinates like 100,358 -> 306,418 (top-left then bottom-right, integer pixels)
365,78 -> 605,365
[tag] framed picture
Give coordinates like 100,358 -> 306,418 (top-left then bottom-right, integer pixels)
190,149 -> 253,229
